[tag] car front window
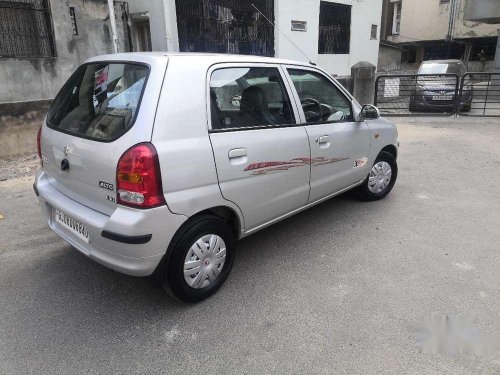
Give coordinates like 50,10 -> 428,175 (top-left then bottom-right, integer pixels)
287,69 -> 352,123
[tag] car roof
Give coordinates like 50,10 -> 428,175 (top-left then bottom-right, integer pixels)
85,52 -> 315,68
420,59 -> 463,65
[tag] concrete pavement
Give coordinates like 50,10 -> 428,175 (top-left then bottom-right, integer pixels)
1,117 -> 499,374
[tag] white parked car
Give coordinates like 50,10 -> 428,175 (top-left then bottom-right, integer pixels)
35,53 -> 398,302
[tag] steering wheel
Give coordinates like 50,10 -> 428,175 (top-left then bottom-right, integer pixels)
301,97 -> 323,121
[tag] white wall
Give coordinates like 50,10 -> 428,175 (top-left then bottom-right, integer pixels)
275,0 -> 383,76
274,0 -> 321,63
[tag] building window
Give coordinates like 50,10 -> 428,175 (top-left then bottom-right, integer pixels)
371,24 -> 378,40
0,0 -> 56,58
175,0 -> 274,57
392,1 -> 401,35
318,1 -> 351,54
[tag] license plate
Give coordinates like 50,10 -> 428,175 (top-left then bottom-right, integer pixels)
432,95 -> 452,101
55,208 -> 89,243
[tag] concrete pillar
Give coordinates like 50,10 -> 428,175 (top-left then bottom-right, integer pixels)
351,61 -> 376,105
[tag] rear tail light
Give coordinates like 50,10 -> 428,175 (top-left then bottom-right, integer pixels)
116,143 -> 165,209
37,127 -> 42,158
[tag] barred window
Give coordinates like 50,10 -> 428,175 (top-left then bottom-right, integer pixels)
0,0 -> 56,58
175,0 -> 274,57
318,1 -> 351,54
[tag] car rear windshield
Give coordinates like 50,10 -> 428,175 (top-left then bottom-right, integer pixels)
47,62 -> 149,141
418,63 -> 463,75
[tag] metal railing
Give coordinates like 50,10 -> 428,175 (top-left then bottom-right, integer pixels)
318,1 -> 351,54
375,72 -> 500,117
458,73 -> 500,117
375,74 -> 460,116
0,0 -> 56,58
175,0 -> 275,56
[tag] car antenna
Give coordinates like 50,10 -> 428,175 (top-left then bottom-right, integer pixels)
251,3 -> 316,66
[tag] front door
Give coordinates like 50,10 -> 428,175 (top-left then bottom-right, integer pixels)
208,64 -> 310,230
285,67 -> 371,203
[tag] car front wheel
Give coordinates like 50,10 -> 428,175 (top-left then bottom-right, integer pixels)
356,151 -> 398,201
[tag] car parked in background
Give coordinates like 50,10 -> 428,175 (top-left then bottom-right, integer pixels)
409,59 -> 473,112
34,53 -> 398,302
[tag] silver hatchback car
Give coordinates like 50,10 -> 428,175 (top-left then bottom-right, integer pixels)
35,53 -> 398,302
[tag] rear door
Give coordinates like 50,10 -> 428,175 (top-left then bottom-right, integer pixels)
40,60 -> 162,215
284,66 -> 371,203
208,64 -> 310,230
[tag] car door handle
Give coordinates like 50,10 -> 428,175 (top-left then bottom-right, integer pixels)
316,135 -> 330,144
228,148 -> 247,158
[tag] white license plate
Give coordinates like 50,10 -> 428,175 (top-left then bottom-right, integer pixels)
432,95 -> 453,101
55,208 -> 89,243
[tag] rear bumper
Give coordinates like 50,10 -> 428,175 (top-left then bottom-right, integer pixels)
35,170 -> 187,277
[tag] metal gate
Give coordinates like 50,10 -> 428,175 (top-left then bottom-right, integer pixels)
375,74 -> 460,116
458,73 -> 500,117
175,0 -> 274,56
0,0 -> 56,58
375,72 -> 500,117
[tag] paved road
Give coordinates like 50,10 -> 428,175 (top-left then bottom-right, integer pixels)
1,117 -> 499,374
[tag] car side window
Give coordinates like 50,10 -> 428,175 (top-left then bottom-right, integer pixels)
210,67 -> 295,130
287,69 -> 353,123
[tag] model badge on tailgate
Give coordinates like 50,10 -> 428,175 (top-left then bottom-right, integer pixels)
99,181 -> 114,191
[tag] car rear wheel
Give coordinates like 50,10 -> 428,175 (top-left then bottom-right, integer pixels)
164,216 -> 236,303
356,151 -> 398,201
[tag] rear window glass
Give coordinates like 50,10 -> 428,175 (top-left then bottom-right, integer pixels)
418,63 -> 463,75
47,62 -> 149,141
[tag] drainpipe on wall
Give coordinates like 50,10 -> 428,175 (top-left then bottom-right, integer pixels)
108,0 -> 119,53
495,30 -> 500,72
445,0 -> 458,58
162,0 -> 175,51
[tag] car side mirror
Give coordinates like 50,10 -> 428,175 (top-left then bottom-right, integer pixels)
359,104 -> 380,121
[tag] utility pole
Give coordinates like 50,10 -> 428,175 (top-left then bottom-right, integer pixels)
446,0 -> 458,58
107,0 -> 119,53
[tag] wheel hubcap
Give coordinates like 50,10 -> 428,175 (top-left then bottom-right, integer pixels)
183,234 -> 226,289
368,161 -> 392,193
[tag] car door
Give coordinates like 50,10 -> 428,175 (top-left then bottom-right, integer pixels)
208,64 -> 310,230
284,66 -> 371,203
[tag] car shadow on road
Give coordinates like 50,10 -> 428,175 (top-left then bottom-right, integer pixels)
26,190 -> 367,319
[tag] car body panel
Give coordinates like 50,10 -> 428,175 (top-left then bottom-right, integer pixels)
35,169 -> 187,276
281,64 -> 372,202
40,54 -> 168,216
209,127 -> 311,230
150,56 -> 246,232
35,52 -> 399,277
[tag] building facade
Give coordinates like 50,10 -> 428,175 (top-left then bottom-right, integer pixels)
379,0 -> 499,70
128,0 -> 383,77
0,0 -> 130,158
0,0 -> 130,104
1,0 -> 383,107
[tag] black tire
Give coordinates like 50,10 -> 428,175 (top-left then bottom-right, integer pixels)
356,151 -> 398,201
162,215 -> 236,303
